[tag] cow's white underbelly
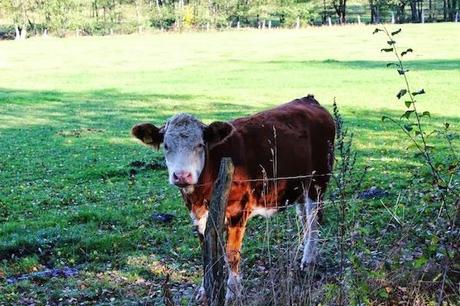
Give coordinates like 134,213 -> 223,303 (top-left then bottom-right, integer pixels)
249,207 -> 278,218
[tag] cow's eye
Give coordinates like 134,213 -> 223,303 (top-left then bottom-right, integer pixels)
164,144 -> 169,150
196,143 -> 205,150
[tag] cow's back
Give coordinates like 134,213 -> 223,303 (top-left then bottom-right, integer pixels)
206,95 -> 335,210
231,95 -> 334,179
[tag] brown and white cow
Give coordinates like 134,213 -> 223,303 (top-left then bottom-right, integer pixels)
131,95 -> 335,301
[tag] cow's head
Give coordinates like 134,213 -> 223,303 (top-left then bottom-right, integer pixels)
132,113 -> 234,190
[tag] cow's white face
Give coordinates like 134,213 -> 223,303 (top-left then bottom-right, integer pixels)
132,113 -> 234,191
162,114 -> 206,187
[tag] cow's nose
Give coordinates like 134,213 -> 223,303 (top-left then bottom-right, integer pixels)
173,171 -> 193,186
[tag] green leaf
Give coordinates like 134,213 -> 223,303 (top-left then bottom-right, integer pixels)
401,110 -> 414,119
391,28 -> 402,35
373,28 -> 382,34
412,89 -> 425,96
403,124 -> 413,132
397,69 -> 409,75
404,100 -> 413,108
381,47 -> 393,52
387,40 -> 396,46
421,111 -> 431,118
386,62 -> 399,68
415,130 -> 422,136
445,122 -> 450,129
396,89 -> 407,99
401,48 -> 413,56
381,115 -> 389,122
378,288 -> 390,299
414,256 -> 428,268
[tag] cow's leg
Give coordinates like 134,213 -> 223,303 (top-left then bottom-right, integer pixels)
300,197 -> 319,270
195,232 -> 207,303
225,224 -> 246,301
196,282 -> 206,304
191,211 -> 208,303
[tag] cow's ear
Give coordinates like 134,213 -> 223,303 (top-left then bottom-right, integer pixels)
131,123 -> 164,150
203,121 -> 234,148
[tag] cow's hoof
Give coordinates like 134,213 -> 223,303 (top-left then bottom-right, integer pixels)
195,286 -> 206,304
300,256 -> 316,271
225,290 -> 235,304
225,273 -> 242,303
225,288 -> 240,304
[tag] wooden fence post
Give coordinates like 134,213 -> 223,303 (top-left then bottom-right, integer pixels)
203,158 -> 234,306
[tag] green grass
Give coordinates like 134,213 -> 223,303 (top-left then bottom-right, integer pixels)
0,23 -> 459,304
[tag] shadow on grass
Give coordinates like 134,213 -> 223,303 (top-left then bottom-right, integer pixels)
0,87 -> 262,129
265,59 -> 460,71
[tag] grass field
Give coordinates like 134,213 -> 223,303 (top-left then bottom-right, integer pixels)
0,23 -> 459,304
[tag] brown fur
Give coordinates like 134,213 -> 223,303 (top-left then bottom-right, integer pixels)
182,95 -> 335,275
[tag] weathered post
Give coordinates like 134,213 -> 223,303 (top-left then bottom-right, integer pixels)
203,158 -> 234,306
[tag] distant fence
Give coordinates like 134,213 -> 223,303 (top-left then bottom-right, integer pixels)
1,5 -> 458,40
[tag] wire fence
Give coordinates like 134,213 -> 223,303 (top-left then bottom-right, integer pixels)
195,172 -> 332,187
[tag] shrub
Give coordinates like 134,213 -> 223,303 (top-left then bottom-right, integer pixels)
0,24 -> 15,40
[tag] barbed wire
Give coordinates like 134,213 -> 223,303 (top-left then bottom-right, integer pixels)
194,172 -> 333,187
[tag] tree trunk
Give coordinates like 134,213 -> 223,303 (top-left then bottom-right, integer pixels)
448,0 -> 454,20
333,0 -> 347,24
398,2 -> 406,23
93,1 -> 99,19
369,0 -> 375,24
20,24 -> 27,39
15,25 -> 20,40
323,0 -> 327,24
410,0 -> 418,22
429,0 -> 433,21
444,0 -> 448,21
155,0 -> 160,12
418,0 -> 423,21
135,2 -> 141,21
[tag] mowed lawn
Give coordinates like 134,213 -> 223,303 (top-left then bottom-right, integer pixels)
0,23 -> 459,304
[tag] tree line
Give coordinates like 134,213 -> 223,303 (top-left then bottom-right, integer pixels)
0,0 -> 458,39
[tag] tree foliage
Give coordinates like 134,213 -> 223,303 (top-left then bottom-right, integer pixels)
0,0 -> 458,38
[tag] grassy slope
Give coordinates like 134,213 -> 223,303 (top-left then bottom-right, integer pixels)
0,23 -> 459,304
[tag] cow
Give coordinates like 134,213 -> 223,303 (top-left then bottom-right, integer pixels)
131,95 -> 335,302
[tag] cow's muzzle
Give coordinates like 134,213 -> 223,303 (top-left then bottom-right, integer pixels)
173,170 -> 193,187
